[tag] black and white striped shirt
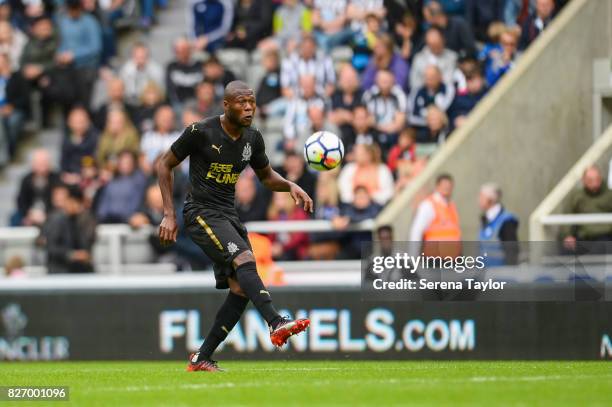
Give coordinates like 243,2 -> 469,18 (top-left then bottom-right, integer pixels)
280,53 -> 336,96
362,85 -> 407,126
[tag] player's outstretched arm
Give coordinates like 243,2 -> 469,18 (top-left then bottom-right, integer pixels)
254,164 -> 314,213
157,150 -> 182,245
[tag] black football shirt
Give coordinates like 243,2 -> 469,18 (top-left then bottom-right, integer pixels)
170,116 -> 269,210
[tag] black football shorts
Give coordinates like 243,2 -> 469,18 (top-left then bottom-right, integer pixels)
184,202 -> 252,289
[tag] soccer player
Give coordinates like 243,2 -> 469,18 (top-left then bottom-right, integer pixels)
157,81 -> 313,372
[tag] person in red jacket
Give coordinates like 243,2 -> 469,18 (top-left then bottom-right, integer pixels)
266,191 -> 310,260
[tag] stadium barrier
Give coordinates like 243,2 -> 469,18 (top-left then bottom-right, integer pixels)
0,220 -> 374,275
0,284 -> 610,361
377,0 -> 612,240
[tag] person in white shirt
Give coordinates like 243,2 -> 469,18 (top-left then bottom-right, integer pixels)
119,42 -> 164,106
140,105 -> 180,173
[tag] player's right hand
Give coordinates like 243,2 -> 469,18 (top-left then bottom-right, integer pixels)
159,215 -> 178,246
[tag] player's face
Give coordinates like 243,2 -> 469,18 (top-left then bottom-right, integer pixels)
226,91 -> 256,127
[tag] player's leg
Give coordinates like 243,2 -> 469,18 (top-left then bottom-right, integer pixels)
189,278 -> 248,371
231,250 -> 282,327
232,251 -> 310,347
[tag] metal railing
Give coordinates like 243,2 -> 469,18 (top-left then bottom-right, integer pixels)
0,219 -> 375,275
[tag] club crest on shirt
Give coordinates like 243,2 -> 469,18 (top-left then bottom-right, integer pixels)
242,142 -> 252,162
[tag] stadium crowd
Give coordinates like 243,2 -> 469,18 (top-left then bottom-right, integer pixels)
4,0 -> 567,272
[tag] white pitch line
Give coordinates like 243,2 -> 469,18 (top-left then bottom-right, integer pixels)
81,374 -> 612,394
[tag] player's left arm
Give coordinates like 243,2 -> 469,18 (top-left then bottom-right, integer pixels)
254,165 -> 313,213
249,129 -> 313,212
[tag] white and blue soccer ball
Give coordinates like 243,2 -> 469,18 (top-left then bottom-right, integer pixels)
303,131 -> 344,171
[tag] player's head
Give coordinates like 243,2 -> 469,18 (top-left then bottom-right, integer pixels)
223,80 -> 256,128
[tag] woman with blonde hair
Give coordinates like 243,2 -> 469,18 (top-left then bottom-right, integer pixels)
337,142 -> 394,206
96,107 -> 140,170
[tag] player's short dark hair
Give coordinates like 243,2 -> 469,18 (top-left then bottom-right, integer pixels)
435,173 -> 454,185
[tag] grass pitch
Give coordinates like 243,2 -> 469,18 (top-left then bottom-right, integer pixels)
1,361 -> 611,406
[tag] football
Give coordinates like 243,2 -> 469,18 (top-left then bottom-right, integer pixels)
303,131 -> 345,171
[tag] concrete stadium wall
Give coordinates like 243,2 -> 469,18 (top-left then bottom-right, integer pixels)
377,0 -> 612,241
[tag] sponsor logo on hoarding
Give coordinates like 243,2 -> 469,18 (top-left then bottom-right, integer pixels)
159,308 -> 476,354
601,334 -> 611,358
0,303 -> 69,361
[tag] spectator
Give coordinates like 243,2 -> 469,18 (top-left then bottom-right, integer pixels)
409,64 -> 455,128
329,64 -> 363,146
361,33 -> 409,91
426,0 -> 477,58
20,15 -> 58,88
332,185 -> 382,258
465,0 -> 505,42
274,150 -> 317,203
194,80 -> 223,118
202,55 -> 236,99
349,104 -> 379,153
60,106 -> 98,181
504,0 -> 535,27
519,0 -> 555,50
409,173 -> 461,257
394,11 -> 418,61
306,103 -> 340,143
280,33 -> 335,98
43,186 -> 96,273
351,12 -> 383,72
311,0 -> 352,52
362,69 -> 407,153
267,0 -> 312,52
416,105 -> 449,144
4,255 -> 26,278
14,148 -> 61,226
165,36 -> 203,109
78,155 -> 103,209
283,74 -> 326,147
387,126 -> 417,173
96,150 -> 147,223
140,105 -> 180,173
266,191 -> 309,260
132,81 -> 165,134
449,66 -> 487,127
56,0 -> 102,107
309,170 -> 341,260
225,0 -> 273,51
256,49 -> 283,118
0,21 -> 26,70
410,26 -> 457,91
189,0 -> 234,53
0,53 -> 28,158
561,166 -> 612,252
119,42 -> 164,106
483,28 -> 519,87
235,173 -> 269,222
96,107 -> 140,169
93,77 -> 133,130
129,184 -> 201,269
478,182 -> 519,266
338,142 -> 394,206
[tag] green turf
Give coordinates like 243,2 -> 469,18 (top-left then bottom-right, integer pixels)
1,361 -> 611,406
